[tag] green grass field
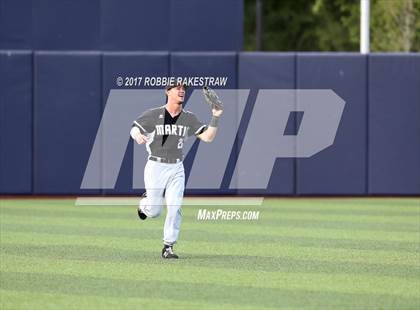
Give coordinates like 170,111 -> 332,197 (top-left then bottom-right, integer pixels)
0,198 -> 419,309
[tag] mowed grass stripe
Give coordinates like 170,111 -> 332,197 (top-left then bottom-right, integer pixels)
2,198 -> 419,216
1,254 -> 419,298
2,214 -> 418,243
2,201 -> 419,217
264,198 -> 420,208
3,274 -> 418,310
1,203 -> 419,242
0,272 -> 290,309
1,198 -> 419,309
2,221 -> 419,253
2,210 -> 419,234
2,215 -> 418,239
2,197 -> 419,207
2,205 -> 419,227
0,289 -> 273,310
1,231 -> 418,266
2,243 -> 418,279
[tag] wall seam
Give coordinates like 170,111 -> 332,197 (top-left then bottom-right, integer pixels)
294,52 -> 298,197
31,51 -> 36,194
100,51 -> 104,196
366,54 -> 370,195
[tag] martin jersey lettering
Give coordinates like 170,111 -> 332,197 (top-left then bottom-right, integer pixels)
132,106 -> 207,160
155,124 -> 188,137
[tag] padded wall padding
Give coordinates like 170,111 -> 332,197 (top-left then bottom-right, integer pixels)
0,51 -> 32,193
368,54 -> 420,194
32,0 -> 100,50
2,50 -> 420,195
237,52 -> 296,194
296,53 -> 367,195
33,52 -> 102,194
0,0 -> 32,49
0,0 -> 243,52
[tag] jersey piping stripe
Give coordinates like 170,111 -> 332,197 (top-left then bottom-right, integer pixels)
145,131 -> 155,156
133,121 -> 146,133
194,124 -> 207,135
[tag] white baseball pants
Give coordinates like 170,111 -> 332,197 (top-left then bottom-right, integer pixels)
139,160 -> 185,245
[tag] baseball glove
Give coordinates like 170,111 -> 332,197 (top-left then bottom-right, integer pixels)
202,86 -> 223,110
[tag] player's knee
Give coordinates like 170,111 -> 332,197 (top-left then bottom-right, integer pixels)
167,207 -> 182,218
145,198 -> 164,218
147,208 -> 162,218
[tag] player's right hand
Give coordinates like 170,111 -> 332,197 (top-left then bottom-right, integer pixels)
135,134 -> 148,144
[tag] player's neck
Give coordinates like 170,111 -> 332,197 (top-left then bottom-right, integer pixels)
165,101 -> 182,117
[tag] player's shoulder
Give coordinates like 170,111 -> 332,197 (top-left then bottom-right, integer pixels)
138,105 -> 165,118
182,109 -> 198,119
147,105 -> 165,114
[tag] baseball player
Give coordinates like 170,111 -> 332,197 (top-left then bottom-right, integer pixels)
130,82 -> 223,259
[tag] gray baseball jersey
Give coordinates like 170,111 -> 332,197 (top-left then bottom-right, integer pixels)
133,106 -> 207,159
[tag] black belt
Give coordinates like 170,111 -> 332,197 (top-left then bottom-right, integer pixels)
149,156 -> 182,164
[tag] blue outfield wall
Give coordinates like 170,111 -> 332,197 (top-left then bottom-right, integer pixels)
169,0 -> 243,51
368,54 -> 420,195
0,51 -> 419,195
33,52 -> 102,194
237,53 -> 296,195
0,51 -> 32,193
296,53 -> 368,195
100,0 -> 170,51
0,0 -> 243,51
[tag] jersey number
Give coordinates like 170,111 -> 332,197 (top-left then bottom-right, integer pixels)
177,138 -> 184,149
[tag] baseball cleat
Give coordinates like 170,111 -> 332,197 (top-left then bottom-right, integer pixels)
137,193 -> 147,220
137,207 -> 147,220
162,246 -> 179,259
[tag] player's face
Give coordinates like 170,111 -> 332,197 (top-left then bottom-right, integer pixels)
167,85 -> 186,104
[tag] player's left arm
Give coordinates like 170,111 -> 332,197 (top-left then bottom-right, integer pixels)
197,108 -> 223,143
